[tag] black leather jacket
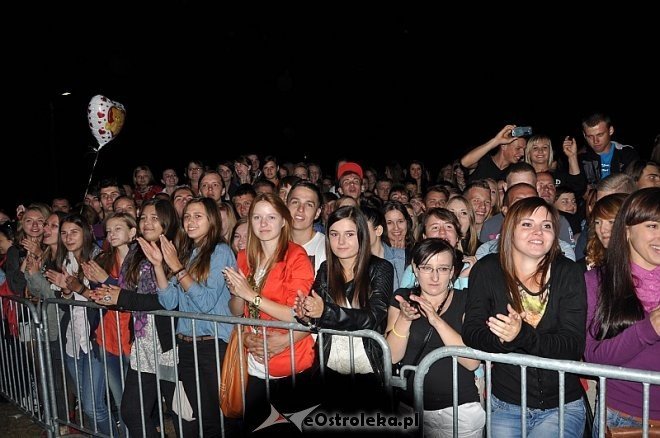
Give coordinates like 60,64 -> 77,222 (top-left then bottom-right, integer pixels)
312,256 -> 393,378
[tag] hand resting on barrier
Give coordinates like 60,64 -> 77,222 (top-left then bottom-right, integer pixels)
90,284 -> 121,306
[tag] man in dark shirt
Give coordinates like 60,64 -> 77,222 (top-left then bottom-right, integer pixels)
461,125 -> 527,183
578,112 -> 639,188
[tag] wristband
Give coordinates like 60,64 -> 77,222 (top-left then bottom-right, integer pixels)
176,269 -> 189,281
391,326 -> 409,338
172,267 -> 185,277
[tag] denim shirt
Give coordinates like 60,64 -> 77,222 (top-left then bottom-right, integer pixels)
382,243 -> 406,291
158,243 -> 236,342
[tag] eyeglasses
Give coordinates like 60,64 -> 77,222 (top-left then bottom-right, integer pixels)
417,265 -> 452,276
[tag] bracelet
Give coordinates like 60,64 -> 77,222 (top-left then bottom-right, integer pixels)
391,326 -> 409,338
77,285 -> 86,295
176,269 -> 188,281
172,267 -> 185,277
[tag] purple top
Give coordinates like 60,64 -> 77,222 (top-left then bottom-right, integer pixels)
584,267 -> 660,419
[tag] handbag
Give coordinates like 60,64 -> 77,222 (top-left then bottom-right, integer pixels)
220,326 -> 248,418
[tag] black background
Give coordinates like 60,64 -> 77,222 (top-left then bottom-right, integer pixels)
4,9 -> 658,213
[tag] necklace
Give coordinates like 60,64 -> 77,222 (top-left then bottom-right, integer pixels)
516,279 -> 550,297
434,288 -> 453,315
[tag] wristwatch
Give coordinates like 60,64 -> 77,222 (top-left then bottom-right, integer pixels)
252,295 -> 262,308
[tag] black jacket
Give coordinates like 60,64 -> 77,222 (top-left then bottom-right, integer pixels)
116,290 -> 176,353
579,142 -> 639,186
463,254 -> 586,409
312,256 -> 393,378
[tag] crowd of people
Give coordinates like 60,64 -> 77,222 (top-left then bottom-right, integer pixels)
0,112 -> 659,437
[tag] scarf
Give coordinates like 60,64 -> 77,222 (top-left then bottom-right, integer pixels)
119,245 -> 158,338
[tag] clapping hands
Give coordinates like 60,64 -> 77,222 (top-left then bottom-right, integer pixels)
487,303 -> 526,343
292,290 -> 324,319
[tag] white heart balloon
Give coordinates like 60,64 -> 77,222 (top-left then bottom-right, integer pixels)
87,95 -> 126,150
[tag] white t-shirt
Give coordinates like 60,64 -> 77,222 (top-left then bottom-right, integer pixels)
302,231 -> 326,275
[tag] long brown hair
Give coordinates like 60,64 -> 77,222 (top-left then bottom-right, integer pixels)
325,206 -> 372,308
447,195 -> 479,256
245,193 -> 292,280
176,197 -> 225,284
592,188 -> 660,340
125,199 -> 179,287
498,197 -> 561,313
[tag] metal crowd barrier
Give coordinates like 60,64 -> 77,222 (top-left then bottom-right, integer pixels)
39,298 -> 394,437
4,294 -> 660,438
0,295 -> 54,437
412,346 -> 660,438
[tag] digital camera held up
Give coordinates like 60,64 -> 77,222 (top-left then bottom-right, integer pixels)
511,126 -> 532,137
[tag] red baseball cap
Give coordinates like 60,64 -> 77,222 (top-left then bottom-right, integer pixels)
337,162 -> 363,180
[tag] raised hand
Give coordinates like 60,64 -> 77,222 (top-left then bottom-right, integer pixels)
137,237 -> 163,267
394,295 -> 421,322
81,260 -> 109,284
45,269 -> 68,290
562,136 -> 578,159
411,294 -> 443,328
496,124 -> 517,145
21,238 -> 43,257
222,267 -> 253,301
302,290 -> 324,319
16,205 -> 25,221
159,234 -> 182,272
487,303 -> 526,343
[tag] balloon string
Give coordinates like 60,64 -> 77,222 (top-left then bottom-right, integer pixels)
81,149 -> 101,214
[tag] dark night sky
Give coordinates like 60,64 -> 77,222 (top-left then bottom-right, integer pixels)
4,10 -> 658,213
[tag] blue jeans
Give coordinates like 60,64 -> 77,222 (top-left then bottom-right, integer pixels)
100,348 -> 130,430
65,349 -> 115,436
490,394 -> 586,437
592,405 -> 642,438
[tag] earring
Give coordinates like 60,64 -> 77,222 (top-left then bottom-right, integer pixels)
413,276 -> 419,288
